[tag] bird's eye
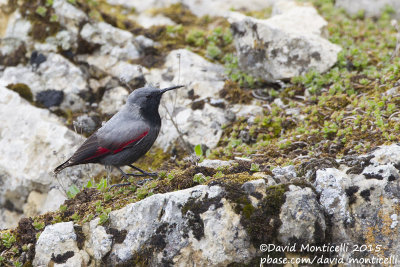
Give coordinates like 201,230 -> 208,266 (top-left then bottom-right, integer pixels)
146,95 -> 151,99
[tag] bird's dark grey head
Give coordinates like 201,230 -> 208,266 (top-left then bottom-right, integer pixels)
126,85 -> 184,117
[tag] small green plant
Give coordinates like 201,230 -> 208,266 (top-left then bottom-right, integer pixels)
13,262 -> 22,267
213,171 -> 224,179
67,185 -> 80,199
96,178 -> 107,192
59,205 -> 67,212
46,0 -> 53,6
166,24 -> 183,36
194,144 -> 203,157
33,221 -> 45,230
82,214 -> 94,223
1,232 -> 16,248
193,173 -> 207,184
136,188 -> 149,200
250,163 -> 260,172
186,29 -> 205,47
35,6 -> 47,17
50,14 -> 58,22
99,208 -> 111,225
206,43 -> 222,60
70,212 -> 81,222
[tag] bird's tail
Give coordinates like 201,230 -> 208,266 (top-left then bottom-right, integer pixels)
53,159 -> 72,175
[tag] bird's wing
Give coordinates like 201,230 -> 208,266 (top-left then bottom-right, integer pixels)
66,119 -> 150,165
97,119 -> 150,154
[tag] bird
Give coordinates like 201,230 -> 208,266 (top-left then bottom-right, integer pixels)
54,85 -> 184,184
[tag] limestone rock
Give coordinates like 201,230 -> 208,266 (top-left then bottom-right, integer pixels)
1,53 -> 88,111
146,49 -> 263,150
228,2 -> 341,82
80,22 -> 140,61
278,185 -> 325,244
99,86 -> 129,115
336,0 -> 400,19
0,85 -> 101,227
34,222 -> 90,266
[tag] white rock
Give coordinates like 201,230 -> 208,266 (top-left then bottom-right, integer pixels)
370,144 -> 400,165
86,220 -> 113,260
101,184 -> 253,265
34,222 -> 89,266
198,159 -> 234,169
1,53 -> 88,111
133,13 -> 176,28
53,0 -> 88,33
279,185 -> 325,244
99,86 -> 129,115
336,0 -> 400,19
272,165 -> 296,182
40,188 -> 68,214
23,191 -> 47,217
4,12 -> 32,42
81,22 -> 140,61
228,4 -> 341,82
0,85 -> 100,221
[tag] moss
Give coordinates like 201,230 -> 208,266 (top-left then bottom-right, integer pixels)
6,83 -> 33,102
19,0 -> 61,42
241,184 -> 287,247
219,80 -> 253,104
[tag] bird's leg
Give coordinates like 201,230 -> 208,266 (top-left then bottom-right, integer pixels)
109,167 -> 154,190
128,164 -> 158,177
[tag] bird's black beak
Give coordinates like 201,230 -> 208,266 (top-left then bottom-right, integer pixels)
159,85 -> 184,94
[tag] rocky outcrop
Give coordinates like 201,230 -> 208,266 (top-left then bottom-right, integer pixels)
0,85 -> 102,228
32,144 -> 400,265
228,1 -> 341,82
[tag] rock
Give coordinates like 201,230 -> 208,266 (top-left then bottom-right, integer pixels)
134,13 -> 176,29
278,185 -> 325,244
1,53 -> 88,111
85,55 -> 145,89
80,22 -> 140,61
198,159 -> 235,169
0,85 -> 101,227
73,114 -> 98,135
53,0 -> 88,33
336,0 -> 400,19
39,188 -> 68,214
272,165 -> 296,183
34,222 -> 90,266
85,183 -> 254,265
36,89 -> 64,108
4,12 -> 32,42
0,37 -> 27,66
23,191 -> 47,217
146,49 -> 261,151
228,2 -> 341,82
99,86 -> 129,115
35,179 -> 329,265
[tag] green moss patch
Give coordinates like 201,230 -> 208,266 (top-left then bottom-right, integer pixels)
6,83 -> 33,102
